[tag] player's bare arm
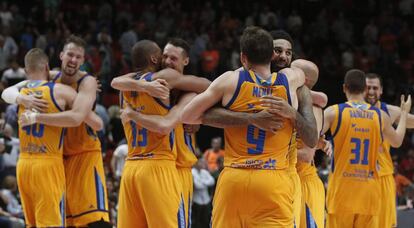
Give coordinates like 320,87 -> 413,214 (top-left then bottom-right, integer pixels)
19,83 -> 103,130
155,68 -> 211,93
386,104 -> 414,128
1,80 -> 49,112
181,71 -> 232,124
297,106 -> 324,162
202,107 -> 284,132
382,95 -> 411,147
111,72 -> 170,99
121,93 -> 196,135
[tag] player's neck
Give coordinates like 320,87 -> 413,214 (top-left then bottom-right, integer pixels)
28,72 -> 48,81
346,93 -> 365,103
60,71 -> 82,84
249,64 -> 272,80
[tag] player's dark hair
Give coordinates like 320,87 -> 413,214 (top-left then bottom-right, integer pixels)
64,35 -> 87,50
344,69 -> 366,94
167,38 -> 190,57
365,73 -> 383,87
240,26 -> 273,65
270,30 -> 294,47
131,40 -> 160,71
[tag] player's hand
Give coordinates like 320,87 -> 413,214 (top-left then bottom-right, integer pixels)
144,79 -> 170,100
249,110 -> 284,133
311,91 -> 328,108
16,94 -> 48,113
260,95 -> 296,120
401,94 -> 412,113
317,136 -> 332,157
96,79 -> 102,93
18,110 -> 38,127
184,124 -> 200,134
120,104 -> 134,124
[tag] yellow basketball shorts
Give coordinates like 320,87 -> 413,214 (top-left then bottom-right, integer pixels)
327,213 -> 378,228
212,167 -> 294,228
64,151 -> 109,226
117,160 -> 184,228
177,166 -> 193,227
378,174 -> 397,228
289,170 -> 302,228
299,175 -> 325,228
17,157 -> 66,227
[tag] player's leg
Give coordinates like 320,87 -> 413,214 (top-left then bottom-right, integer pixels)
64,152 -> 110,227
355,214 -> 379,228
290,172 -> 302,228
327,213 -> 355,228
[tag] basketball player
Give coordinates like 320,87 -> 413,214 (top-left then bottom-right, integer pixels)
3,35 -> 112,227
111,39 -> 210,227
322,69 -> 411,227
182,26 -> 315,227
16,48 -> 101,227
365,73 -> 414,227
291,59 -> 327,228
116,38 -> 199,227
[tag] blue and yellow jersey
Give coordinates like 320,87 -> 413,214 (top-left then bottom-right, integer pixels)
375,101 -> 393,176
120,72 -> 176,160
223,70 -> 294,170
175,124 -> 197,168
327,100 -> 382,214
53,72 -> 101,156
18,81 -> 65,159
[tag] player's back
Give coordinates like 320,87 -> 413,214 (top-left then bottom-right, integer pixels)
53,72 -> 101,155
18,81 -> 65,158
327,101 -> 382,215
224,70 -> 294,170
121,72 -> 176,160
375,101 -> 393,176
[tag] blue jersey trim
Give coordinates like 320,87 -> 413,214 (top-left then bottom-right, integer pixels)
380,102 -> 390,116
45,82 -> 64,112
52,71 -> 61,82
142,72 -> 172,110
224,70 -> 246,108
274,73 -> 292,105
305,204 -> 318,228
330,137 -> 335,173
332,103 -> 349,138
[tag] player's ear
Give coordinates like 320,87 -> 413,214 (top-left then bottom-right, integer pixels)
342,84 -> 346,94
183,57 -> 189,66
240,52 -> 247,67
150,55 -> 158,65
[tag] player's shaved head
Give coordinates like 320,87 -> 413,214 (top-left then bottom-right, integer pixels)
291,59 -> 319,89
24,48 -> 49,72
344,69 -> 366,94
240,26 -> 273,65
131,40 -> 162,71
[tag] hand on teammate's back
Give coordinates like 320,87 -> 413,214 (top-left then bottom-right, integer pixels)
17,94 -> 48,113
249,110 -> 284,133
317,136 -> 332,157
401,94 -> 412,113
260,95 -> 296,120
18,110 -> 38,127
119,104 -> 134,124
145,79 -> 170,100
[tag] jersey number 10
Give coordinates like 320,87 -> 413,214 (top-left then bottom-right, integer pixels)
350,138 -> 370,165
22,124 -> 45,138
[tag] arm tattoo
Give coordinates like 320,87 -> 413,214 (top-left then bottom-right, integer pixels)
202,107 -> 251,128
295,86 -> 318,148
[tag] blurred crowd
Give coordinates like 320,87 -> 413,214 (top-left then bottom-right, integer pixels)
1,0 -> 414,226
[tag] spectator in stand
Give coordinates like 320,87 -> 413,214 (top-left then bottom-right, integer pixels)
192,158 -> 215,228
0,176 -> 22,218
108,105 -> 125,146
200,42 -> 220,80
203,137 -> 224,172
395,161 -> 414,204
0,124 -> 19,181
209,156 -> 224,199
1,58 -> 26,88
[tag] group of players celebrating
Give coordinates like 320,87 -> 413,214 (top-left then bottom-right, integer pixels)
1,25 -> 413,228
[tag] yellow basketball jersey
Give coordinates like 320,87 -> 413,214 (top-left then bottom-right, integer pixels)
223,70 -> 293,170
53,73 -> 101,155
120,72 -> 176,160
295,138 -> 318,178
18,81 -> 65,159
175,124 -> 197,168
375,102 -> 393,176
327,100 -> 382,215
